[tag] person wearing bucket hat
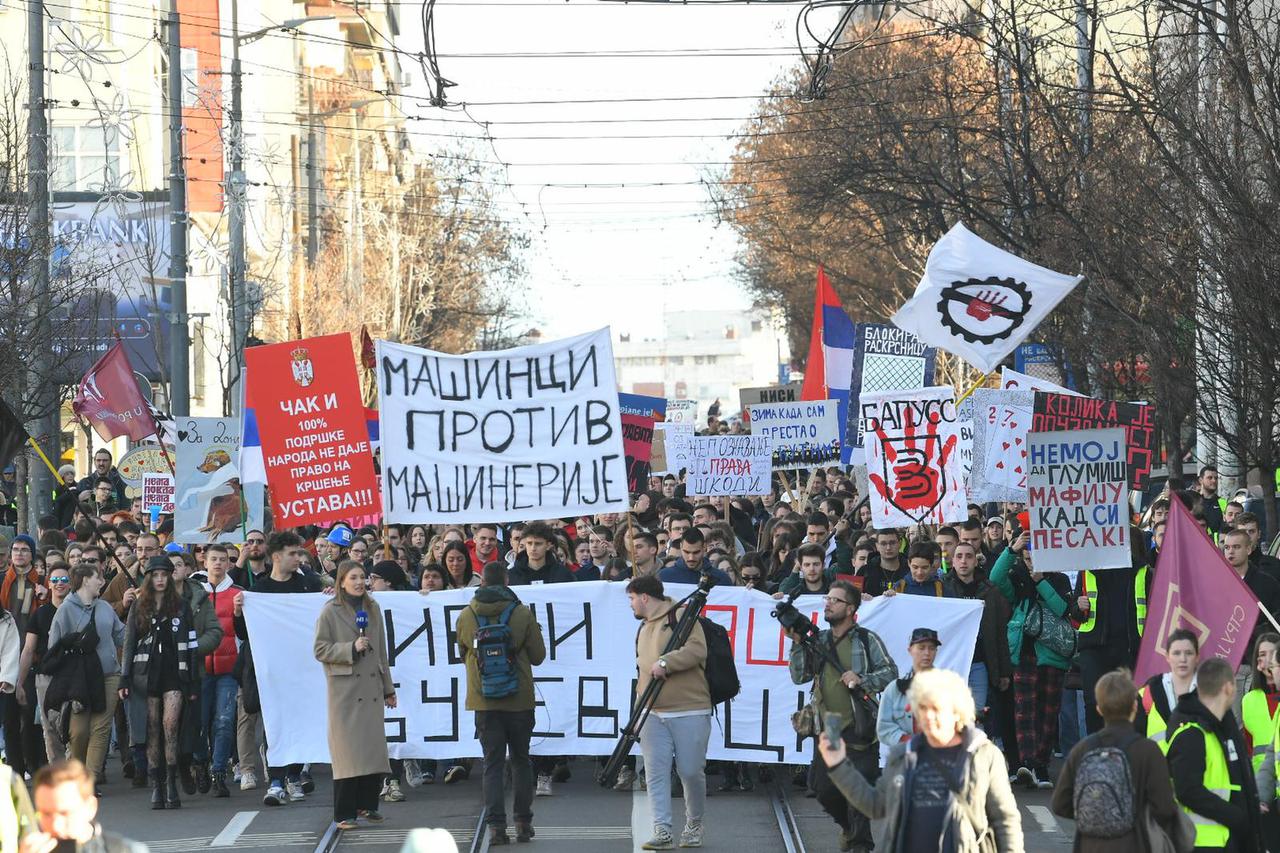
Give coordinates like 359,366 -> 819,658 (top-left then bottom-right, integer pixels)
119,555 -> 200,810
877,629 -> 943,746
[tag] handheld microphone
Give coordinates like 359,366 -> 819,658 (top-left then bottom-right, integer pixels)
355,610 -> 368,651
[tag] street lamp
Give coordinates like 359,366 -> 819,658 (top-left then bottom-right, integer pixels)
217,7 -> 333,414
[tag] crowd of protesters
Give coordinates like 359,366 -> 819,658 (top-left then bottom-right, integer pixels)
3,434 -> 1280,851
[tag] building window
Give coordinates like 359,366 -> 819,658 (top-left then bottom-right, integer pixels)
705,355 -> 717,365
670,356 -> 684,366
52,125 -> 125,191
751,319 -> 763,331
192,319 -> 206,403
694,355 -> 704,365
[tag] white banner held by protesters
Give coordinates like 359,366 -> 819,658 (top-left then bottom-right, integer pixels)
686,435 -> 773,496
377,328 -> 629,523
1027,427 -> 1130,572
245,584 -> 982,766
892,223 -> 1083,374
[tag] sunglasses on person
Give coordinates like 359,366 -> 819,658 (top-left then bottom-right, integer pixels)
740,573 -> 763,582
49,575 -> 71,584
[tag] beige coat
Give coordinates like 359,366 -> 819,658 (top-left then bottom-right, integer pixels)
313,595 -> 394,780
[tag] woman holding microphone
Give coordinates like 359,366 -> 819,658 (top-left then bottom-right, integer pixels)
314,560 -> 397,830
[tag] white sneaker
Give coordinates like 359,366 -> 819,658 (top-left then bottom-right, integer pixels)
384,779 -> 405,802
287,780 -> 306,801
404,760 -> 425,788
535,775 -> 553,797
641,826 -> 676,850
613,767 -> 636,791
679,822 -> 703,848
263,784 -> 286,806
240,769 -> 258,791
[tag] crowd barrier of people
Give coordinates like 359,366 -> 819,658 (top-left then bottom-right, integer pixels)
3,445 -> 1279,852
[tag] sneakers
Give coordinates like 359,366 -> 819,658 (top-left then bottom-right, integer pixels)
1032,767 -> 1054,789
240,769 -> 258,792
404,760 -> 424,788
678,822 -> 703,848
359,809 -> 385,823
641,826 -> 676,850
613,766 -> 636,791
286,779 -> 306,801
263,784 -> 287,806
444,765 -> 467,785
383,779 -> 406,802
535,775 -> 553,797
422,769 -> 435,784
300,769 -> 315,794
336,818 -> 359,831
1015,766 -> 1034,787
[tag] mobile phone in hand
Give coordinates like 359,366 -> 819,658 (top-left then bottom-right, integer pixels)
823,712 -> 843,747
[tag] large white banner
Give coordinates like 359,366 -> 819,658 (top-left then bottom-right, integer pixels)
377,329 -> 629,523
245,584 -> 982,766
747,400 -> 841,471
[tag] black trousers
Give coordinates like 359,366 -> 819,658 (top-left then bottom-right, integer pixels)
1078,644 -> 1134,735
333,773 -> 382,821
1,675 -> 42,775
812,738 -> 879,847
476,709 -> 534,827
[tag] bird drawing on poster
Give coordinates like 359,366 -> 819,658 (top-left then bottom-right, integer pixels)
199,477 -> 245,539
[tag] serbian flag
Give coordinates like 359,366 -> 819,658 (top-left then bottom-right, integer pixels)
1134,497 -> 1259,683
800,266 -> 856,462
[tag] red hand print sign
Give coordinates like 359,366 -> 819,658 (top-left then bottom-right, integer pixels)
859,388 -> 969,525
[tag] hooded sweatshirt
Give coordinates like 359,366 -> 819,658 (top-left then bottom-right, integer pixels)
1165,691 -> 1261,852
507,551 -> 577,586
455,585 -> 546,712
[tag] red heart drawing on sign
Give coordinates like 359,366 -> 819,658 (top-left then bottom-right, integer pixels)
996,461 -> 1005,470
1015,466 -> 1023,474
1002,442 -> 1011,450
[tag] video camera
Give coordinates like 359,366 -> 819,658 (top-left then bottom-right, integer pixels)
770,590 -> 820,642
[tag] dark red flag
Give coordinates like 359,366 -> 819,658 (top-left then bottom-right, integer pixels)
360,325 -> 376,370
72,341 -> 155,442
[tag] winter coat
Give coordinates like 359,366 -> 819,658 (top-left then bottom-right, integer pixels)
0,610 -> 18,688
989,548 -> 1072,670
455,585 -> 546,712
47,595 -> 125,677
507,552 -> 577,586
828,726 -> 1024,853
876,673 -> 916,745
120,601 -> 199,693
77,468 -> 129,506
1165,692 -> 1262,853
313,593 -> 394,780
658,558 -> 732,587
203,577 -> 243,676
634,597 -> 710,713
1051,721 -> 1180,853
179,579 -> 223,679
43,602 -> 111,715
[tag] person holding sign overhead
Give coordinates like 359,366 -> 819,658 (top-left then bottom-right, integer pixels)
312,560 -> 396,830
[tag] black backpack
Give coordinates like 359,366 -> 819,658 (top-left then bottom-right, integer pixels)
665,608 -> 741,706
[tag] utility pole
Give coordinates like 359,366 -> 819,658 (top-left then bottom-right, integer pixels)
25,0 -> 55,525
307,79 -> 318,267
166,0 -> 190,416
226,0 -> 246,414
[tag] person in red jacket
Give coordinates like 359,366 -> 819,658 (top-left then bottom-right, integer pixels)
200,543 -> 243,798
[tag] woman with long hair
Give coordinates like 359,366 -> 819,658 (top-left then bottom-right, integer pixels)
119,556 -> 199,809
314,560 -> 396,829
441,542 -> 479,588
1241,632 -> 1280,773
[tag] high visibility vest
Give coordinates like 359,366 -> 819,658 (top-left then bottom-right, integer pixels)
1078,567 -> 1149,637
1241,689 -> 1277,773
1139,685 -> 1172,748
1168,722 -> 1240,848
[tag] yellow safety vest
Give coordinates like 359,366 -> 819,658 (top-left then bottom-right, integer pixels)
1168,721 -> 1240,848
1241,689 -> 1277,774
1139,684 -> 1171,748
1078,567 -> 1149,637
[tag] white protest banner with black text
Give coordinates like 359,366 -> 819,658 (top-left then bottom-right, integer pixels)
747,400 -> 840,470
1027,427 -> 1130,572
686,435 -> 773,496
245,584 -> 982,766
378,329 -> 629,524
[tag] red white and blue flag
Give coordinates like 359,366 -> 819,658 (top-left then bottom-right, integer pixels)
800,266 -> 857,462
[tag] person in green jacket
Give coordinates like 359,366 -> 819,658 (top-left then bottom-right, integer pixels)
456,561 -> 547,847
989,532 -> 1074,790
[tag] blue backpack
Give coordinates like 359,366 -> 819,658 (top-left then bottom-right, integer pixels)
475,602 -> 520,699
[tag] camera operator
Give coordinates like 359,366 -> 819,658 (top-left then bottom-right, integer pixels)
788,579 -> 897,853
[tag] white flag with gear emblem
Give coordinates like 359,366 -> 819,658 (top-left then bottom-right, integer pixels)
891,223 -> 1083,374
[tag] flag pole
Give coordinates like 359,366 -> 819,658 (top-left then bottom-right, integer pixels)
955,370 -> 993,407
1259,600 -> 1280,635
27,436 -> 61,480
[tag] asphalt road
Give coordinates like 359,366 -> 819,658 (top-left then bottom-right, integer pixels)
97,759 -> 1075,852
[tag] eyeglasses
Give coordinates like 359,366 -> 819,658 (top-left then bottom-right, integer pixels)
823,596 -> 851,605
80,557 -> 100,564
49,576 -> 70,584
740,575 -> 762,582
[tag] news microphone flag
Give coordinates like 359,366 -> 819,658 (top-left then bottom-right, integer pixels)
799,266 -> 856,463
1133,497 -> 1259,684
891,222 -> 1083,374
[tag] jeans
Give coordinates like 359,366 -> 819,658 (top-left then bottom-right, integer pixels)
475,709 -> 534,827
638,713 -> 711,832
1057,687 -> 1087,757
968,662 -> 990,724
201,674 -> 238,770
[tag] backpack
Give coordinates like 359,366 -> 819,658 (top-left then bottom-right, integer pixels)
1072,731 -> 1140,838
665,609 -> 741,706
475,602 -> 521,699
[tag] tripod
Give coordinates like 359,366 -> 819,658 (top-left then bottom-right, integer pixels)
598,572 -> 715,789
